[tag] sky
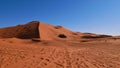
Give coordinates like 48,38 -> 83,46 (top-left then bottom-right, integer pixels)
0,0 -> 120,35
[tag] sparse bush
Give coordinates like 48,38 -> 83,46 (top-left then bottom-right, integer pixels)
58,34 -> 67,38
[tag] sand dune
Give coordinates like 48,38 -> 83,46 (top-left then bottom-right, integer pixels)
0,21 -> 83,40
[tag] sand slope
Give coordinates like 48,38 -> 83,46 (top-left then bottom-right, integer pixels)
39,22 -> 82,40
0,38 -> 120,68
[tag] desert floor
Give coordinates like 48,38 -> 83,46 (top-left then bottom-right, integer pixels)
0,38 -> 120,68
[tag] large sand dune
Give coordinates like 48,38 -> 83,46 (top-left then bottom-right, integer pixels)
0,21 -> 83,40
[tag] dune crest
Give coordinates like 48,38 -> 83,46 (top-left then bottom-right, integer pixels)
0,21 -> 83,40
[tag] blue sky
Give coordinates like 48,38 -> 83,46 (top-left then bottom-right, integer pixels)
0,0 -> 120,35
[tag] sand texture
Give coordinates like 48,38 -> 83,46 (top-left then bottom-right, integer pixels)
0,21 -> 119,68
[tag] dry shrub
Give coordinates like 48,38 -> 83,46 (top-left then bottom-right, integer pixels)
58,34 -> 67,38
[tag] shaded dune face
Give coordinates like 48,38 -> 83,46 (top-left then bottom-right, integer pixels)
0,21 -> 40,39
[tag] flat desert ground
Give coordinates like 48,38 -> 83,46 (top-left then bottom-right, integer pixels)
0,38 -> 120,68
